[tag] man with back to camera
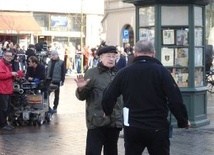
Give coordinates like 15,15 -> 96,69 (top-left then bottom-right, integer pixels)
74,46 -> 123,155
102,40 -> 191,155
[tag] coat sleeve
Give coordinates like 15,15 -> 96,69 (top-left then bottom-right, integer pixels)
162,68 -> 188,128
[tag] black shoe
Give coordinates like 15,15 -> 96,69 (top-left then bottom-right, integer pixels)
52,109 -> 57,113
8,124 -> 15,129
1,125 -> 14,131
53,107 -> 57,113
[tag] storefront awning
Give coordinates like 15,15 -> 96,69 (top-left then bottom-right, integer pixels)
0,12 -> 42,34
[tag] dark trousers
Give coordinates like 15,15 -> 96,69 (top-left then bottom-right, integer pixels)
124,126 -> 170,155
86,127 -> 121,155
0,94 -> 10,127
53,83 -> 60,110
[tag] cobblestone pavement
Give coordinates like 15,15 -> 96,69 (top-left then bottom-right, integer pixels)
1,74 -> 214,155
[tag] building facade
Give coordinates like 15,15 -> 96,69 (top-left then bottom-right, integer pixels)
103,0 -> 214,48
0,0 -> 104,48
102,0 -> 135,47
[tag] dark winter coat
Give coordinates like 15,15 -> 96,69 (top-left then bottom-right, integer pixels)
102,56 -> 188,130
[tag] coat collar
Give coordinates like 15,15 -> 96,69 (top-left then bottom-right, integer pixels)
132,56 -> 163,66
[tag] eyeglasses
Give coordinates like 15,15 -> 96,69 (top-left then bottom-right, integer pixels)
103,54 -> 116,59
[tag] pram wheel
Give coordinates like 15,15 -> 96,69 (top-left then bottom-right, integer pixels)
45,112 -> 52,122
37,115 -> 44,125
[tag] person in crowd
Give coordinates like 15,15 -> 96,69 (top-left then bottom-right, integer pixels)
25,56 -> 46,82
74,46 -> 123,155
25,55 -> 54,113
0,50 -> 18,131
102,40 -> 191,155
75,45 -> 82,73
115,50 -> 126,70
92,48 -> 100,68
10,50 -> 20,72
64,47 -> 71,75
15,43 -> 26,71
46,50 -> 65,113
25,44 -> 36,66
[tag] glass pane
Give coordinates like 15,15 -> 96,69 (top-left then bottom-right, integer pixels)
176,29 -> 189,46
195,67 -> 203,86
170,68 -> 188,87
175,48 -> 189,67
194,6 -> 203,26
195,48 -> 203,67
139,7 -> 155,26
139,28 -> 155,44
161,6 -> 188,25
195,28 -> 203,46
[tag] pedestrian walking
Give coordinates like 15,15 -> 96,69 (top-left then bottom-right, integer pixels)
75,45 -> 123,155
46,50 -> 65,113
102,40 -> 191,155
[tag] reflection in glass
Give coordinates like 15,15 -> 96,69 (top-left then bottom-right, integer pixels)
175,48 -> 189,67
195,48 -> 203,66
139,7 -> 155,26
195,67 -> 203,86
139,28 -> 155,44
169,68 -> 189,87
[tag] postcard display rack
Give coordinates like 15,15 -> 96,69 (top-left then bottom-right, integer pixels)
138,4 -> 210,127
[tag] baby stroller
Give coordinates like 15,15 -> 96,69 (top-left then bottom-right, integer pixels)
8,77 -> 57,126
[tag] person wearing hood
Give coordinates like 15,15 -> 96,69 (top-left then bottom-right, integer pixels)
75,46 -> 123,155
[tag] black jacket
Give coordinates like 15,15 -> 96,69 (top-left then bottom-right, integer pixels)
26,63 -> 46,81
102,56 -> 188,129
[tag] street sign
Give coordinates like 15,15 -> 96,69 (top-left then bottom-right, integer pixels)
122,29 -> 129,43
122,29 -> 129,39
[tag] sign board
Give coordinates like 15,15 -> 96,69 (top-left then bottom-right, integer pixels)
122,29 -> 129,39
122,29 -> 129,43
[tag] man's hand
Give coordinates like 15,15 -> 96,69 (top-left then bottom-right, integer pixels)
60,81 -> 64,86
11,72 -> 17,77
74,74 -> 90,91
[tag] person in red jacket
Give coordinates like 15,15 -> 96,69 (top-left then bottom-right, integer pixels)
0,50 -> 18,131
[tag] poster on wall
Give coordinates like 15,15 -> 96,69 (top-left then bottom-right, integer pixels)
161,48 -> 174,66
162,29 -> 174,45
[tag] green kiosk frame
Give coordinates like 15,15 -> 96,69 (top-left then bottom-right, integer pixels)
122,0 -> 210,127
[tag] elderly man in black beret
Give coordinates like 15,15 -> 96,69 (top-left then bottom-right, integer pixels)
75,45 -> 123,155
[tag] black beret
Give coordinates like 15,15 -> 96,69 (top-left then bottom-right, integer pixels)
97,46 -> 117,56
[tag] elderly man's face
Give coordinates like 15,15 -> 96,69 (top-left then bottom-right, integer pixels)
100,53 -> 116,68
